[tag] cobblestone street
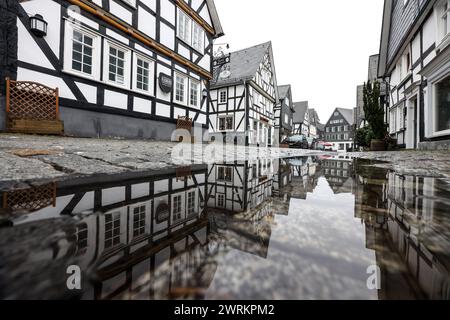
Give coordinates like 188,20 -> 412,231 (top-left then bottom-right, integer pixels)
0,134 -> 324,187
1,134 -> 450,188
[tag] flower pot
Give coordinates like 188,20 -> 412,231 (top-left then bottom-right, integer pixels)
370,139 -> 386,151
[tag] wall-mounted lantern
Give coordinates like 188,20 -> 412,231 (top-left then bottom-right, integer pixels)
30,14 -> 48,37
202,88 -> 208,98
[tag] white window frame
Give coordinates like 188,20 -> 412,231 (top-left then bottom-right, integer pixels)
189,78 -> 201,108
174,72 -> 188,105
192,22 -> 205,54
217,193 -> 225,208
186,190 -> 197,216
218,89 -> 227,104
103,40 -> 131,89
218,114 -> 234,132
431,72 -> 450,136
171,193 -> 184,224
63,22 -> 101,80
133,53 -> 154,95
217,166 -> 233,183
130,203 -> 146,238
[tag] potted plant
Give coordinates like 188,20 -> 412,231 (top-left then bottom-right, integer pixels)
363,81 -> 387,151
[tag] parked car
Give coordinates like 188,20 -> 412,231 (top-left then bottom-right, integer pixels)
317,141 -> 333,151
282,135 -> 309,149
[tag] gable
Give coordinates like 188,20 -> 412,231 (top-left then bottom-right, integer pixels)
253,48 -> 276,99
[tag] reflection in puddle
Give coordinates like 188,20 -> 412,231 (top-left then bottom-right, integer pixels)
0,157 -> 449,300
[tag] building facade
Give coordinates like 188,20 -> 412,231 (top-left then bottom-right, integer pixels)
0,0 -> 223,140
378,0 -> 450,149
292,101 -> 309,137
208,42 -> 279,147
324,108 -> 355,152
274,84 -> 294,144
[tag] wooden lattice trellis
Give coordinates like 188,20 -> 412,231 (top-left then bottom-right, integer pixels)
176,116 -> 192,131
5,77 -> 63,134
2,183 -> 56,212
6,78 -> 59,120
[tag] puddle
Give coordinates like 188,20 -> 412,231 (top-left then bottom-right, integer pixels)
0,156 -> 449,300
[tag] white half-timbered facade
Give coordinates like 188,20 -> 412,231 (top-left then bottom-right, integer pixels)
275,84 -> 294,144
378,0 -> 450,149
2,0 -> 223,140
208,42 -> 279,147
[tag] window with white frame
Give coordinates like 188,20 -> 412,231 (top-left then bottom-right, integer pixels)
217,194 -> 225,208
64,23 -> 100,79
219,89 -> 227,104
284,113 -> 289,124
187,190 -> 196,216
175,72 -> 187,104
105,211 -> 121,249
132,204 -> 146,238
192,22 -> 204,53
190,79 -> 200,108
104,42 -> 130,87
218,115 -> 233,131
134,54 -> 153,93
217,166 -> 232,182
177,8 -> 205,54
177,9 -> 191,45
172,194 -> 183,223
439,0 -> 450,42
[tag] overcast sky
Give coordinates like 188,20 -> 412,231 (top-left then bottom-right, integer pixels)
214,0 -> 384,123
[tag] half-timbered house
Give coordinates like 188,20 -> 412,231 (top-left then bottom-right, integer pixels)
0,0 -> 223,140
206,159 -> 275,213
274,84 -> 294,144
208,42 -> 279,147
378,0 -> 450,149
292,101 -> 309,137
324,108 -> 354,152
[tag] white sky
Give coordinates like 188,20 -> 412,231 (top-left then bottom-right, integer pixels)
213,0 -> 384,123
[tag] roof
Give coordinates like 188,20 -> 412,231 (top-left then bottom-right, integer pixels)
336,108 -> 354,125
317,123 -> 325,131
293,101 -> 308,123
211,42 -> 272,88
206,0 -> 224,38
308,108 -> 320,125
277,85 -> 291,100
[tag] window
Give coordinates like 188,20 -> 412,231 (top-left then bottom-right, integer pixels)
104,42 -> 130,87
134,55 -> 152,93
71,29 -> 93,75
177,8 -> 205,53
190,79 -> 200,108
177,10 -> 191,45
284,113 -> 289,124
187,191 -> 196,216
438,0 -> 450,41
105,211 -> 121,249
217,194 -> 225,208
219,89 -> 227,104
435,74 -> 450,132
132,205 -> 146,238
175,73 -> 187,104
218,115 -> 233,131
344,125 -> 348,131
192,22 -> 204,53
217,166 -> 232,182
326,127 -> 330,132
108,46 -> 125,84
64,23 -> 100,79
172,195 -> 182,223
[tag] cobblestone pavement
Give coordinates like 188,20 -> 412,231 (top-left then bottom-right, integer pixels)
0,134 -> 324,187
1,134 -> 449,187
349,150 -> 450,180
